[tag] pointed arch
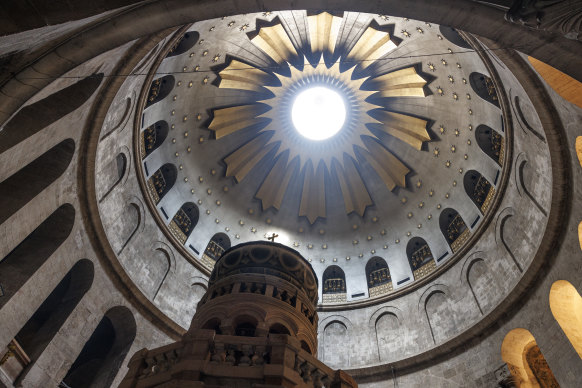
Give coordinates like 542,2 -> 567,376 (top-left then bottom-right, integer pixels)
476,124 -> 504,166
146,163 -> 177,204
365,256 -> 392,296
322,265 -> 346,304
463,169 -> 495,214
549,280 -> 582,359
140,121 -> 169,160
169,202 -> 199,244
406,237 -> 436,280
439,208 -> 470,253
0,139 -> 75,225
0,74 -> 103,154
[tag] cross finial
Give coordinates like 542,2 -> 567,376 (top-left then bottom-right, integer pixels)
267,233 -> 279,242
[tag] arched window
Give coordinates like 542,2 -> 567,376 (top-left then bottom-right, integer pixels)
98,152 -> 127,202
406,237 -> 436,280
0,138 -> 74,225
463,170 -> 495,214
1,260 -> 93,385
200,233 -> 231,270
501,328 -> 559,387
114,203 -> 141,255
140,121 -> 169,159
166,31 -> 200,57
0,74 -> 103,154
550,280 -> 582,359
145,75 -> 174,108
322,265 -> 346,304
439,208 -> 470,253
169,202 -> 199,244
469,72 -> 499,107
146,163 -> 177,204
476,124 -> 504,166
61,306 -> 136,388
365,257 -> 392,297
0,204 -> 75,309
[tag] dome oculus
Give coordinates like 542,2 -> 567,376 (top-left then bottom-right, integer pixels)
291,86 -> 346,140
208,12 -> 432,223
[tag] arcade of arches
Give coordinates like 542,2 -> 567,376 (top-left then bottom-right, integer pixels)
0,2 -> 581,387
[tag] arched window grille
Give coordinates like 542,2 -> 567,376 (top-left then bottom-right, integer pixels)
365,257 -> 392,297
322,265 -> 346,304
406,237 -> 436,280
439,208 -> 470,253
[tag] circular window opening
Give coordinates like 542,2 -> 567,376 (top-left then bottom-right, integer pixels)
291,86 -> 346,140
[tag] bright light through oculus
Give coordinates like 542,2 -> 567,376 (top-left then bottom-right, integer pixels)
291,86 -> 346,141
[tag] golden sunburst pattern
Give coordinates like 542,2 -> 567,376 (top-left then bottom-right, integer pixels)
209,12 -> 431,224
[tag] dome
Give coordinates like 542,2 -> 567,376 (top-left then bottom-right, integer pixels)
1,2 -> 581,388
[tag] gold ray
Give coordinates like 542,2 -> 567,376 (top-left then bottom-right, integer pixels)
360,137 -> 409,190
255,152 -> 299,211
218,60 -> 272,92
346,26 -> 398,70
333,155 -> 373,216
299,161 -> 326,224
209,105 -> 268,139
373,67 -> 427,97
224,133 -> 277,182
308,12 -> 342,56
376,111 -> 430,150
251,23 -> 298,64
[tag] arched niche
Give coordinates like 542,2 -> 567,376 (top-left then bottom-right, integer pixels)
476,124 -> 504,166
0,138 -> 75,225
501,328 -> 559,387
322,265 -> 346,304
365,257 -> 392,297
0,204 -> 75,309
463,169 -> 495,214
424,290 -> 456,344
140,121 -> 169,160
98,152 -> 127,203
322,320 -> 349,368
166,31 -> 200,57
145,75 -> 175,108
549,280 -> 582,359
136,247 -> 171,300
61,306 -> 136,388
406,237 -> 436,281
439,208 -> 470,253
146,163 -> 177,204
201,233 -> 231,269
169,202 -> 199,244
3,260 -> 94,385
375,312 -> 400,362
469,72 -> 500,107
0,74 -> 103,154
114,203 -> 141,255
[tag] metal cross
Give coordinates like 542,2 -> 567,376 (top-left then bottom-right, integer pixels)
267,233 -> 279,242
